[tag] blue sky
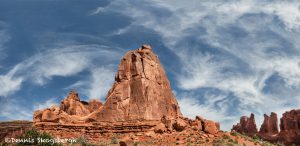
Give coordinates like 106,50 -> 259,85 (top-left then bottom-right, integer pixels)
0,0 -> 300,130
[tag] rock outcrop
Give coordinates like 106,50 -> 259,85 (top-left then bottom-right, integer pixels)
258,112 -> 279,142
232,110 -> 300,145
32,45 -> 220,141
278,109 -> 300,145
232,113 -> 258,136
34,90 -> 103,124
88,44 -> 182,122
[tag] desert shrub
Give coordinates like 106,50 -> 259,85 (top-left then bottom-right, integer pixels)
234,139 -> 238,144
133,142 -> 139,146
230,131 -> 238,136
223,134 -> 230,139
228,139 -> 234,143
252,134 -> 260,141
111,137 -> 118,144
276,142 -> 285,146
76,136 -> 95,146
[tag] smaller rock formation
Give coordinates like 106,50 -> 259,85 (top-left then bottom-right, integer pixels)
232,110 -> 300,145
258,112 -> 279,142
34,90 -> 103,124
232,113 -> 258,136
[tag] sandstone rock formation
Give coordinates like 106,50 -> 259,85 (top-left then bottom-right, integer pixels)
278,109 -> 300,145
258,112 -> 279,141
232,110 -> 300,145
88,44 -> 182,122
34,90 -> 103,124
232,113 -> 258,136
33,45 -> 220,141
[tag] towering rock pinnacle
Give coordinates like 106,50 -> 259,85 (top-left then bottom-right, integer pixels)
259,112 -> 279,135
90,44 -> 182,122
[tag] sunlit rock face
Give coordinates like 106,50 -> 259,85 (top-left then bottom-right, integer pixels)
88,44 -> 182,122
232,113 -> 258,136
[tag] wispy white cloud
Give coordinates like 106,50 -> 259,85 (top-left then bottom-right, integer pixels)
0,44 -> 121,97
92,0 -> 300,130
66,67 -> 116,100
178,92 -> 238,130
0,98 -> 33,120
0,21 -> 10,66
33,98 -> 58,110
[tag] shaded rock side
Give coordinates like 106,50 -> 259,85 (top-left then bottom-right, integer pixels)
278,109 -> 300,145
89,45 -> 182,122
232,113 -> 258,136
259,112 -> 279,135
258,112 -> 279,142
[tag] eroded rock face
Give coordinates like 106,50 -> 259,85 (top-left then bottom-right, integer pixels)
33,90 -> 103,124
60,90 -> 91,116
203,120 -> 219,135
258,112 -> 279,142
259,112 -> 279,135
278,109 -> 300,145
232,113 -> 258,136
89,45 -> 182,122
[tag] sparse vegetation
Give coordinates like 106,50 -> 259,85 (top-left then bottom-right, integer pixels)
111,137 -> 118,144
230,130 -> 239,136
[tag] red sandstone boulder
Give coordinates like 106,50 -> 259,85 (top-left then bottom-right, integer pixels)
40,105 -> 60,122
191,116 -> 203,131
173,118 -> 188,131
203,120 -> 219,135
154,123 -> 167,133
232,113 -> 258,136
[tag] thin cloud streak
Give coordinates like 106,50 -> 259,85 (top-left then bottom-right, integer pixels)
92,0 -> 300,130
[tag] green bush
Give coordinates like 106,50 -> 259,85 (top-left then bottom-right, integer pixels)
111,137 -> 118,144
230,131 -> 238,136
